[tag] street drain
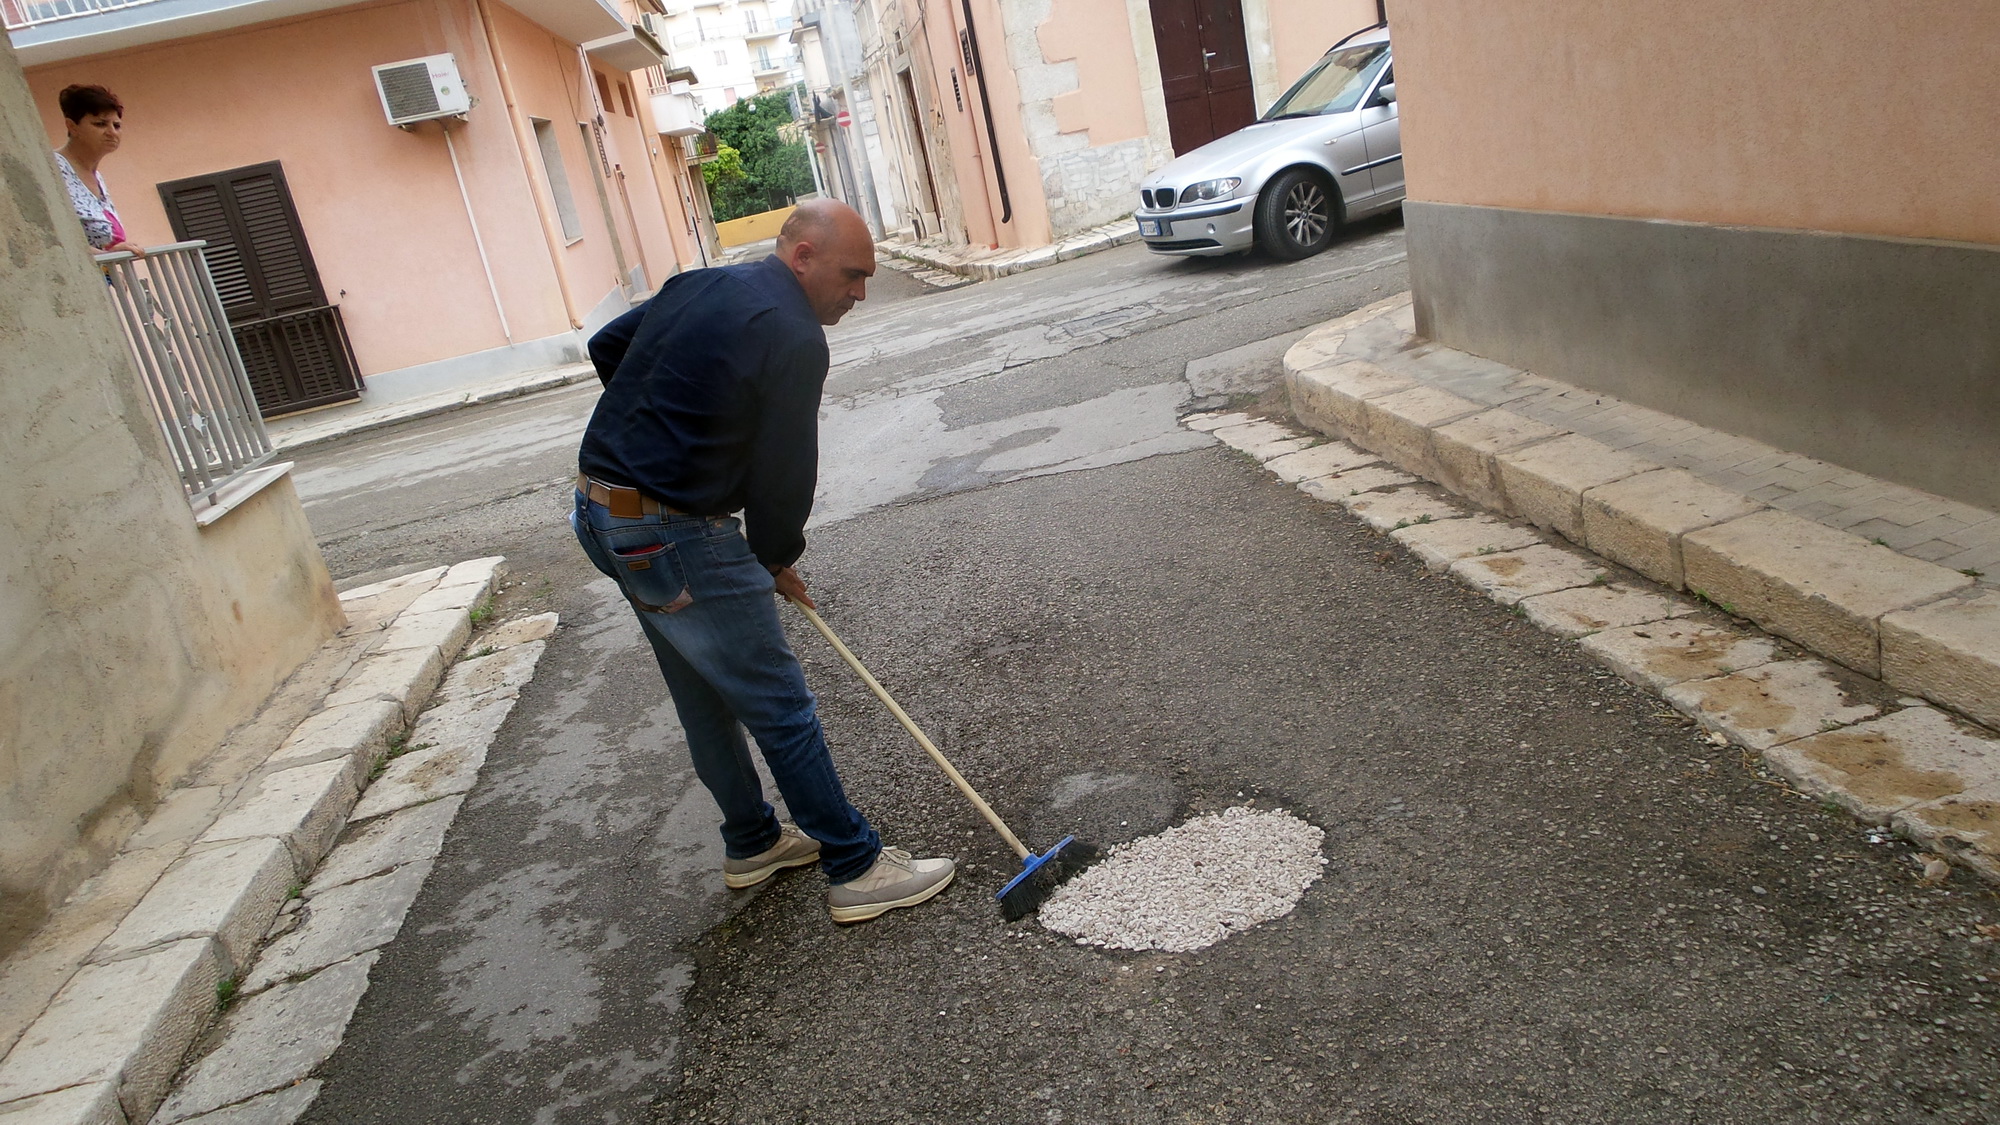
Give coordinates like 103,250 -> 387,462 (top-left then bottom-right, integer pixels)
1038,806 -> 1325,952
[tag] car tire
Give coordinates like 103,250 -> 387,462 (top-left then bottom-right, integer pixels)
1255,169 -> 1339,260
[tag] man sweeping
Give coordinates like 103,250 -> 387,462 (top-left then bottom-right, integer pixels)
572,200 -> 955,923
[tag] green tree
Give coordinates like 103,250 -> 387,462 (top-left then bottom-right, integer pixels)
701,143 -> 759,222
703,88 -> 814,221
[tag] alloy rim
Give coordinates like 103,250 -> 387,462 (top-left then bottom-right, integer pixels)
1284,183 -> 1328,245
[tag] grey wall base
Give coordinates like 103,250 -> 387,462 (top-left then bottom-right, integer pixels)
1406,200 -> 2000,511
359,331 -> 587,406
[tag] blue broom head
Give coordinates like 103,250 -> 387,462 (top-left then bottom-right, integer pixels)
995,835 -> 1103,921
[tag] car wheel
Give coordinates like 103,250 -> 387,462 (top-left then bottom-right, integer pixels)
1255,169 -> 1338,259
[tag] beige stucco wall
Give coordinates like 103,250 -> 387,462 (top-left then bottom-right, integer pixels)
1390,0 -> 2000,245
24,0 -> 681,380
2,38 -> 344,952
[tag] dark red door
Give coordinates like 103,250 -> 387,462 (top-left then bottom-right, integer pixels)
1150,0 -> 1258,154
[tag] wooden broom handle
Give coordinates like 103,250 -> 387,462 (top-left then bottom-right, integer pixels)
789,599 -> 1031,859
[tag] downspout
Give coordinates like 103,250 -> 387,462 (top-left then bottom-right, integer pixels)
958,0 -> 1010,224
475,0 -> 583,327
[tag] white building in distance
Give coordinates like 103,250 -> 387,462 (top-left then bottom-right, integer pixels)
655,0 -> 806,116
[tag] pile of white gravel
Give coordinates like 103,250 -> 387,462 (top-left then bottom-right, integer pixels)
1038,806 -> 1326,952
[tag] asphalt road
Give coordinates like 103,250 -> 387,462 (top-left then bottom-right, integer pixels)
290,228 -> 1999,1124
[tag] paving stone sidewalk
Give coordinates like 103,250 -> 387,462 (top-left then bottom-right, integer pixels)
880,216 -> 1140,282
1199,293 -> 2000,885
0,560 -> 556,1125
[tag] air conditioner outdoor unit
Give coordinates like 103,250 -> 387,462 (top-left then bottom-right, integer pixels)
372,54 -> 471,127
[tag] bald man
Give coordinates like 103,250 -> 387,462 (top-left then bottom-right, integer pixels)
574,201 -> 955,923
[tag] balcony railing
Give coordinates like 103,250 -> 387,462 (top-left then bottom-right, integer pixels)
2,0 -> 156,31
98,242 -> 275,508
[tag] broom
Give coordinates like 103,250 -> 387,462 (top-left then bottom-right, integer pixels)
789,599 -> 1100,920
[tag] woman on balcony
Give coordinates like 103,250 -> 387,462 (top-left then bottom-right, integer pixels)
51,84 -> 143,257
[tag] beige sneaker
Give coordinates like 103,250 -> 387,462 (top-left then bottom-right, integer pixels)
826,847 -> 956,924
723,823 -> 822,889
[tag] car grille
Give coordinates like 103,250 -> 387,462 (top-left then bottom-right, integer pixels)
1142,188 -> 1176,210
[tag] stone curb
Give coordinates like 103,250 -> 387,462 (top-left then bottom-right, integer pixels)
1235,298 -> 2000,883
881,218 -> 1140,282
0,558 -> 513,1125
1198,407 -> 2000,883
1281,297 -> 1997,736
268,365 -> 598,455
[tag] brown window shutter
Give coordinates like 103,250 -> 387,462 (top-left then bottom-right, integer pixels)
159,162 -> 327,324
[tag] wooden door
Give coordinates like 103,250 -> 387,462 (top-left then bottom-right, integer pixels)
1150,0 -> 1258,154
159,162 -> 361,417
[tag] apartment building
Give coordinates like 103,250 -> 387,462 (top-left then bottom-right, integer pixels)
650,0 -> 803,117
10,0 -> 710,414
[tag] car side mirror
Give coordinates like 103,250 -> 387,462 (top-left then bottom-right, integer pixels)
1375,82 -> 1397,105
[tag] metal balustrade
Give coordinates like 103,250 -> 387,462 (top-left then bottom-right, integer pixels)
98,242 -> 276,508
2,0 -> 157,31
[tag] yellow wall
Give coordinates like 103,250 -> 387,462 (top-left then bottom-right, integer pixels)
1389,0 -> 2000,245
716,204 -> 795,247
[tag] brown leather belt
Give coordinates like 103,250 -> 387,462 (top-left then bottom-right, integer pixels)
576,474 -> 687,519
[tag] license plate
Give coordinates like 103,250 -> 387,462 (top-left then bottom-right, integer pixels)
1138,219 -> 1165,237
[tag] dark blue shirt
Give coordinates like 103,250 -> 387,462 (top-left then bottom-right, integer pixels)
578,255 -> 827,570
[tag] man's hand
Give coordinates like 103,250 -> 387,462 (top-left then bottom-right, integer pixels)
771,565 -> 816,610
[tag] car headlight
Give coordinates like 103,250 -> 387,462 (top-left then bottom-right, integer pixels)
1179,178 -> 1242,204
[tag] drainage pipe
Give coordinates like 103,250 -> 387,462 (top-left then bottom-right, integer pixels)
442,122 -> 512,342
474,0 -> 583,327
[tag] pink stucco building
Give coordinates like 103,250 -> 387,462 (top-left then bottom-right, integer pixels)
11,0 -> 719,414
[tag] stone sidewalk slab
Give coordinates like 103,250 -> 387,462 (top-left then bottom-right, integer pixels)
1429,409 -> 1567,515
432,641 -> 546,706
1340,489 -> 1468,533
1580,469 -> 1764,590
95,839 -> 293,974
474,611 -> 558,650
261,699 -> 402,791
1496,434 -> 1659,545
1449,544 -> 1607,606
1767,707 -> 2000,825
1297,465 -> 1416,502
307,797 -> 463,894
154,955 -> 375,1123
1894,792 -> 2000,882
198,760 -> 356,876
1263,441 -> 1379,483
1683,509 -> 1972,678
346,700 -> 507,824
1390,516 -> 1542,571
0,1083 -> 123,1125
1580,622 -> 1782,692
171,1081 -> 319,1125
241,865 -> 429,995
1211,420 -> 1314,462
1518,585 -> 1695,640
0,939 -> 223,1121
1663,661 -> 1879,751
320,646 -> 447,725
1882,589 -> 2000,731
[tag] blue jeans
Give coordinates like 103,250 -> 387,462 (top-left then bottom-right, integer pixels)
572,491 -> 880,881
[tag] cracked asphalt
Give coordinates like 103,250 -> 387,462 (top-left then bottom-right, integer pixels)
287,228 -> 1999,1124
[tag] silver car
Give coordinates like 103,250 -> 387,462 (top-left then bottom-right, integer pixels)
1135,26 -> 1400,259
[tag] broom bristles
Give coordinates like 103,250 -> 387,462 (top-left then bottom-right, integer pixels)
996,836 -> 1102,921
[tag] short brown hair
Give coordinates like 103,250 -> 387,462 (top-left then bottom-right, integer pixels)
58,84 -> 122,122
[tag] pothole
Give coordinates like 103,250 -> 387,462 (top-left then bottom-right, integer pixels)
1038,806 -> 1325,952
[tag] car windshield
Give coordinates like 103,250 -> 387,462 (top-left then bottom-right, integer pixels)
1262,43 -> 1388,120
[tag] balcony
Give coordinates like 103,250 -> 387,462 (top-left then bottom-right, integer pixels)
742,13 -> 789,39
6,0 -> 625,63
750,51 -> 794,77
648,86 -> 703,137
